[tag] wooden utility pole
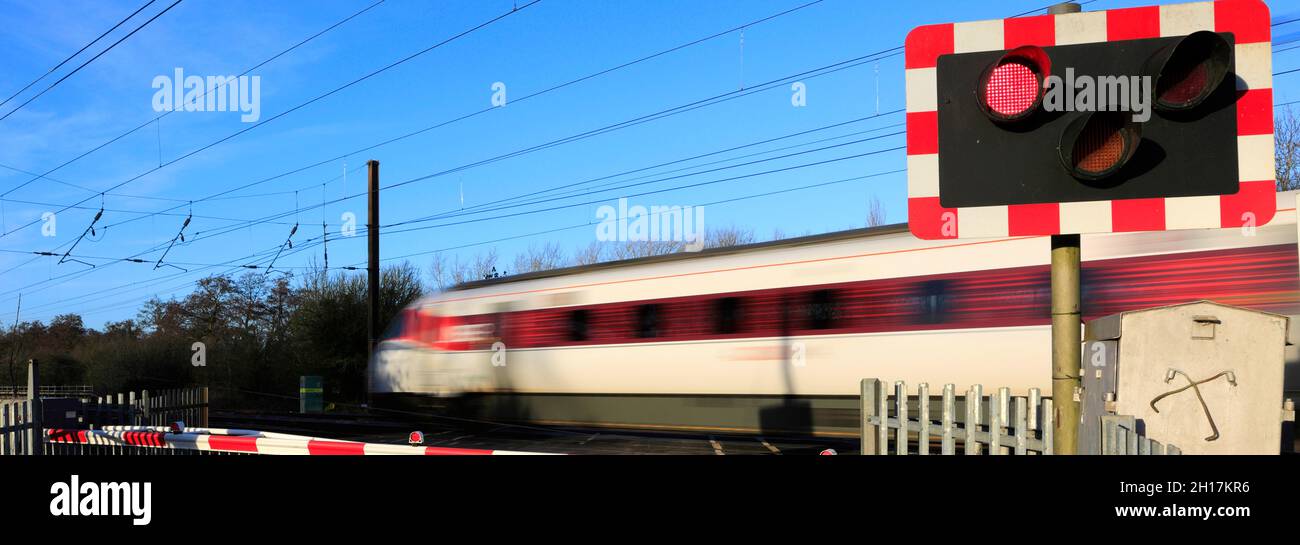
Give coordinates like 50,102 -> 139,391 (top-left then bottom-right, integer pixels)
1047,1 -> 1082,455
366,160 -> 380,407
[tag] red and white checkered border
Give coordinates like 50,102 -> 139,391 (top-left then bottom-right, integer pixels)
45,428 -> 561,455
905,0 -> 1275,240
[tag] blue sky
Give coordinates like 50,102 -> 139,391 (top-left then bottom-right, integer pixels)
1,0 -> 1299,328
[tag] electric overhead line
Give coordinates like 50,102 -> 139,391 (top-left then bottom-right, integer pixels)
20,163 -> 907,322
0,0 -> 160,111
6,0 -> 1080,321
0,196 -> 315,227
108,84 -> 905,266
0,0 -> 539,241
0,158 -> 366,306
2,118 -> 903,274
42,0 -> 836,239
375,145 -> 906,236
388,130 -> 906,227
373,167 -> 908,265
2,116 -> 905,316
0,0 -> 184,123
437,111 -> 904,217
0,0 -> 387,199
39,43 -> 902,281
7,228 -> 332,317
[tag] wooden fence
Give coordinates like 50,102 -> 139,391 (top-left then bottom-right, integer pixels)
860,378 -> 1180,455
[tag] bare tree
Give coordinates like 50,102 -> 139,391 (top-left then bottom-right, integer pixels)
573,241 -> 605,266
512,242 -> 566,274
609,239 -> 684,260
1278,106 -> 1300,191
704,225 -> 756,248
427,253 -> 461,292
469,248 -> 500,280
867,195 -> 887,227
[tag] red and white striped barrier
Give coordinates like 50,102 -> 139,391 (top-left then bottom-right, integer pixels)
45,428 -> 560,456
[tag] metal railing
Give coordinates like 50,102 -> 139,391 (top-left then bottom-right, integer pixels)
0,359 -> 209,455
0,385 -> 94,399
860,378 -> 1180,455
861,378 -> 1054,455
0,400 -> 40,455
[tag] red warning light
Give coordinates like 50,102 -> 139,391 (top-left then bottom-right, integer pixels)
978,46 -> 1051,122
408,431 -> 425,446
1149,30 -> 1232,112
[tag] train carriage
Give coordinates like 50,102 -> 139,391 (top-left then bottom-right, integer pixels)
371,192 -> 1300,436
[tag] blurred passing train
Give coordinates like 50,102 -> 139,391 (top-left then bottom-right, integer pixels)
370,192 -> 1300,436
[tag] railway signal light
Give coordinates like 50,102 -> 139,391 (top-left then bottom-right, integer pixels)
408,431 -> 425,446
906,0 -> 1275,239
978,46 -> 1052,122
1148,30 -> 1232,112
1058,111 -> 1143,181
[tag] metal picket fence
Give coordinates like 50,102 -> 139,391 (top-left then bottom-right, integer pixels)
860,378 -> 1180,455
0,360 -> 209,455
1099,415 -> 1182,455
0,399 -> 40,455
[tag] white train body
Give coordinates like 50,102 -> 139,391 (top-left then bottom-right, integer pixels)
370,192 -> 1300,434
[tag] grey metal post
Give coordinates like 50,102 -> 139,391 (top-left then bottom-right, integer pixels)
1047,1 -> 1083,455
25,359 -> 41,456
860,378 -> 877,455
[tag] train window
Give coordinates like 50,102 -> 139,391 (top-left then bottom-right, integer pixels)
805,289 -> 839,329
568,309 -> 589,342
920,280 -> 948,324
713,297 -> 743,334
636,304 -> 661,339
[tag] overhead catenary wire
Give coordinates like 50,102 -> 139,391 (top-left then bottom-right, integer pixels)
36,0 -> 840,238
37,46 -> 902,282
1,103 -> 905,312
0,0 -> 185,123
4,112 -> 908,314
6,0 -> 1090,323
0,1 -> 542,243
2,120 -> 903,278
19,164 -> 906,322
0,0 -> 388,199
0,0 -> 160,111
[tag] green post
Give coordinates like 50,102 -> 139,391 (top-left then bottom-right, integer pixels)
300,376 -> 323,414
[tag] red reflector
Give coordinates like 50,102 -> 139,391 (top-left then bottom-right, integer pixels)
984,62 -> 1039,117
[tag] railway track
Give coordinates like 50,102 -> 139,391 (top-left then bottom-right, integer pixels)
211,411 -> 856,455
